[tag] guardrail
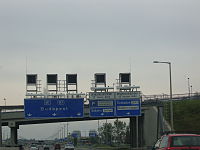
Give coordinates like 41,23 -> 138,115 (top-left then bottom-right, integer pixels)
142,92 -> 200,101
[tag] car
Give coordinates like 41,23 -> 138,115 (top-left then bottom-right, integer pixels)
64,143 -> 75,150
30,144 -> 39,150
152,139 -> 161,150
54,143 -> 61,150
153,134 -> 200,150
43,144 -> 50,150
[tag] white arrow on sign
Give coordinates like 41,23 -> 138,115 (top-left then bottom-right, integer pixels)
52,113 -> 56,116
77,113 -> 81,116
27,113 -> 32,117
126,112 -> 130,115
101,113 -> 104,116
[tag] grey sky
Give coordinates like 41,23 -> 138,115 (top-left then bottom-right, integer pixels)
0,0 -> 200,139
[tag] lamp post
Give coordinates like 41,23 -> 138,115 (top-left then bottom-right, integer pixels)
153,61 -> 174,131
3,98 -> 6,112
187,78 -> 190,99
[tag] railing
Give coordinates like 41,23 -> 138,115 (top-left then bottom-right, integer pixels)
142,92 -> 200,101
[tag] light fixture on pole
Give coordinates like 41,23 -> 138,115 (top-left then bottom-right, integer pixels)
153,61 -> 174,131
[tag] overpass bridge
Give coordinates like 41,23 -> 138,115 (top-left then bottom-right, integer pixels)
0,100 -> 166,148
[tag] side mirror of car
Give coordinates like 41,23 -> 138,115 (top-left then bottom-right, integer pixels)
152,139 -> 161,150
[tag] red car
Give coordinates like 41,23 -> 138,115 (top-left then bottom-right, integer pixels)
54,143 -> 61,150
153,134 -> 200,150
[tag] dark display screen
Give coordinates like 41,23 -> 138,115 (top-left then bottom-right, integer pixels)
67,74 -> 77,84
96,74 -> 105,83
47,74 -> 57,84
27,74 -> 37,84
120,73 -> 130,83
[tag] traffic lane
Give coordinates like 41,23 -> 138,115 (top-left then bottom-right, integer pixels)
24,145 -> 95,150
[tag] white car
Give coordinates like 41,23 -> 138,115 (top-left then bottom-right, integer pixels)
64,144 -> 74,150
30,144 -> 39,150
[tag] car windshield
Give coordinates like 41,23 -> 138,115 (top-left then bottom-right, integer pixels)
171,136 -> 200,147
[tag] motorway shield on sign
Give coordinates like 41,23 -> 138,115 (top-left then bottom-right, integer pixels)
116,99 -> 141,117
89,100 -> 115,117
24,98 -> 84,118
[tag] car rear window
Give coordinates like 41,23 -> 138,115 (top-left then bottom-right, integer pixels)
171,136 -> 200,147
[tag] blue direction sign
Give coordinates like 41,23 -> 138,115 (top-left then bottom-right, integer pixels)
89,132 -> 97,137
24,98 -> 84,118
116,99 -> 141,117
90,100 -> 115,117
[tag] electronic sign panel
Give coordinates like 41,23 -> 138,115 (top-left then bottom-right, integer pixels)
24,98 -> 84,118
47,74 -> 57,84
95,73 -> 106,84
120,73 -> 130,83
27,74 -> 37,84
66,74 -> 77,84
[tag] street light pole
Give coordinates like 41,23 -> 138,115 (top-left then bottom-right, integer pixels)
153,61 -> 174,131
3,98 -> 6,112
187,78 -> 190,99
168,62 -> 174,131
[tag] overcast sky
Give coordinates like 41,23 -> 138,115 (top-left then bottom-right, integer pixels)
1,0 -> 200,139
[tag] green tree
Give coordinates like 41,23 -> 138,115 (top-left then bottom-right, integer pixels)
89,136 -> 98,144
125,124 -> 130,144
99,122 -> 114,145
113,119 -> 127,144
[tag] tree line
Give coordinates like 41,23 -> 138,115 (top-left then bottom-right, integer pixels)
98,119 -> 130,145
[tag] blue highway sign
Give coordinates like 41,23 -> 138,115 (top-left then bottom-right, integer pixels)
89,132 -> 97,137
24,98 -> 84,118
116,99 -> 141,117
71,133 -> 78,138
90,100 -> 115,117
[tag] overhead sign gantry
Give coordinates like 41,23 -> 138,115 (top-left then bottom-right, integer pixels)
89,73 -> 141,117
24,72 -> 141,119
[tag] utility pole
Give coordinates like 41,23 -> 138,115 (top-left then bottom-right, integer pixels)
63,124 -> 66,139
66,122 -> 69,138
